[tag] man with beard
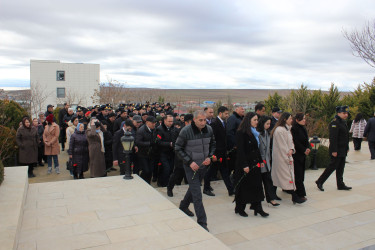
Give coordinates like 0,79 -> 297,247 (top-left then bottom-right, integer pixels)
175,110 -> 215,232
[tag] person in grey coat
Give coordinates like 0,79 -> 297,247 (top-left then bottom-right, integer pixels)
175,110 -> 216,232
257,116 -> 279,206
364,111 -> 375,160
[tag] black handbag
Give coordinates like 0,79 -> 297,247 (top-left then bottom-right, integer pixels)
66,159 -> 73,171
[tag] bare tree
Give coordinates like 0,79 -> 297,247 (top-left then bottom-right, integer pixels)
30,81 -> 53,117
57,88 -> 86,107
343,21 -> 375,68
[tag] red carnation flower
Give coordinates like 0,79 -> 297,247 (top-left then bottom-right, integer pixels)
310,143 -> 314,148
157,134 -> 162,140
158,162 -> 162,166
257,163 -> 261,168
219,158 -> 223,163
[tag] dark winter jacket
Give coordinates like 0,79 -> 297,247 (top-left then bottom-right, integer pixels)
175,121 -> 216,168
68,130 -> 89,172
329,115 -> 349,157
364,117 -> 375,142
135,124 -> 155,158
155,123 -> 178,155
291,123 -> 310,156
226,111 -> 243,150
210,117 -> 227,157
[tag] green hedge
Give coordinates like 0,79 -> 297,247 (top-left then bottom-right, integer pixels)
0,160 -> 4,186
305,145 -> 330,169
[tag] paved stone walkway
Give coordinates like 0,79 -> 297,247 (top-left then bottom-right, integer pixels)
18,141 -> 375,249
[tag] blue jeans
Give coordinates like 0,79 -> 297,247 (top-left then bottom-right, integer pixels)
47,155 -> 59,169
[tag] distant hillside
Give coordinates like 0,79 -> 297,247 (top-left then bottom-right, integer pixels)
3,88 -> 350,104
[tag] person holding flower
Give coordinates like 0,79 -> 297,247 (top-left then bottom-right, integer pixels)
233,112 -> 268,217
271,112 -> 305,204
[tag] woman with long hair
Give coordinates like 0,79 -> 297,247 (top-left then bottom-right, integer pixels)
233,112 -> 269,217
257,116 -> 279,206
349,113 -> 367,150
271,112 -> 305,204
16,117 -> 39,178
291,113 -> 310,201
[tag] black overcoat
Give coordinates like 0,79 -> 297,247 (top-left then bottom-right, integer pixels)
233,131 -> 264,204
291,123 -> 310,168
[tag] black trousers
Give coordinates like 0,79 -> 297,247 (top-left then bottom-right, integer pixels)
261,172 -> 277,202
159,153 -> 174,187
369,141 -> 375,159
28,163 -> 36,175
38,144 -> 46,163
204,159 -> 233,193
317,156 -> 346,187
353,138 -> 363,150
167,166 -> 186,190
293,155 -> 307,197
138,156 -> 154,184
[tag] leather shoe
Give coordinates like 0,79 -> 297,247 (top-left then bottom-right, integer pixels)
338,185 -> 352,190
167,188 -> 173,197
208,186 -> 214,191
228,190 -> 234,196
180,207 -> 194,217
200,224 -> 209,232
203,189 -> 215,196
275,196 -> 282,201
235,209 -> 248,217
315,181 -> 324,191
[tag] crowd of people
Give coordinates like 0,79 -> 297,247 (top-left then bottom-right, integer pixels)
15,100 -> 375,231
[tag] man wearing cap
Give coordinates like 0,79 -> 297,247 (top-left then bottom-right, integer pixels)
96,105 -> 108,121
364,111 -> 375,160
132,115 -> 143,131
270,107 -> 282,131
316,106 -> 352,191
135,116 -> 157,184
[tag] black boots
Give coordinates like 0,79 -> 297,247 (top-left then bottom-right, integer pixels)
291,191 -> 306,204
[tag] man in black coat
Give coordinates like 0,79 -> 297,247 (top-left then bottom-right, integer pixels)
204,106 -> 234,196
364,112 -> 375,160
316,106 -> 351,191
113,110 -> 128,133
155,115 -> 178,187
135,116 -> 157,184
101,121 -> 113,173
226,105 -> 245,173
58,103 -> 69,151
167,114 -> 193,197
270,107 -> 282,131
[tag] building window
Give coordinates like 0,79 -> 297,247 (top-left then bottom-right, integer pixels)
57,71 -> 65,81
57,88 -> 65,98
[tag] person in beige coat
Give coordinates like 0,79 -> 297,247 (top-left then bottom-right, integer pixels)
86,118 -> 107,178
271,112 -> 305,204
43,114 -> 60,174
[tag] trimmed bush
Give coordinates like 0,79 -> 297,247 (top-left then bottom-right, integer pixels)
305,145 -> 330,169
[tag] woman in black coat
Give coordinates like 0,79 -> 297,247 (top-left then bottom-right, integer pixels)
291,113 -> 311,200
233,112 -> 269,217
68,123 -> 89,179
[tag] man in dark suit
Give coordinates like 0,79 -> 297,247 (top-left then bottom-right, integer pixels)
364,111 -> 375,160
204,106 -> 234,196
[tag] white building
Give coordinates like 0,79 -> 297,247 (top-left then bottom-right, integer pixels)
30,60 -> 100,115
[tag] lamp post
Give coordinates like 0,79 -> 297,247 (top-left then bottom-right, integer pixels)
121,131 -> 135,180
310,136 -> 321,170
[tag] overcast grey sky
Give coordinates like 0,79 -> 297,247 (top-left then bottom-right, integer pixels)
0,0 -> 374,90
